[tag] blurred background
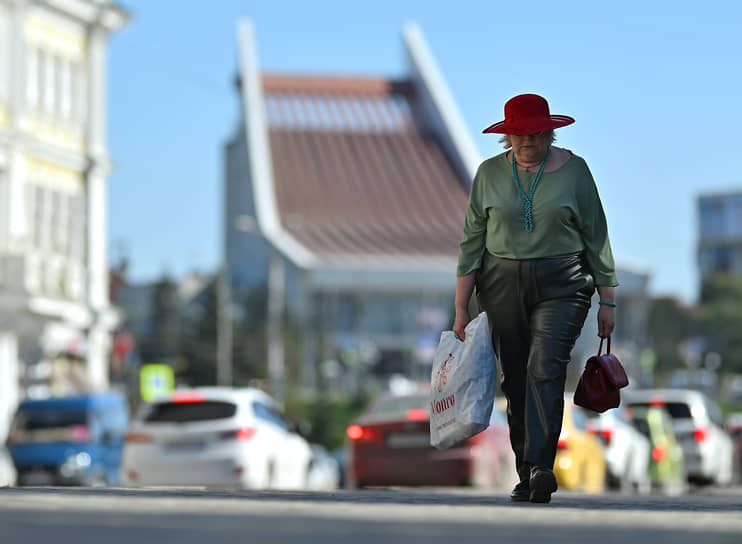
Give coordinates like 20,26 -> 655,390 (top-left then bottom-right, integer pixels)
1,0 -> 742,493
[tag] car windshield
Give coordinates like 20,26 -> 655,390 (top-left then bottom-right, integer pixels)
143,401 -> 237,423
629,402 -> 692,419
9,408 -> 90,443
13,408 -> 88,430
367,393 -> 428,419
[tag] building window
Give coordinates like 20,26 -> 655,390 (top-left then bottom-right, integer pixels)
42,49 -> 55,114
34,184 -> 46,249
713,247 -> 732,273
26,48 -> 39,108
699,198 -> 725,239
73,62 -> 87,124
53,54 -> 63,117
68,193 -> 86,261
60,59 -> 71,119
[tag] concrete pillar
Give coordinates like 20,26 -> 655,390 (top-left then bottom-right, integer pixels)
5,1 -> 27,253
85,25 -> 110,310
7,150 -> 27,252
86,326 -> 109,391
84,25 -> 113,389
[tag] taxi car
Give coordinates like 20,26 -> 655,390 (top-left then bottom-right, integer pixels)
554,396 -> 606,493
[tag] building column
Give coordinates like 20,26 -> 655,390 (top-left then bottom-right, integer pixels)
84,25 -> 114,390
0,332 -> 19,441
86,326 -> 109,391
5,0 -> 28,254
6,151 -> 28,253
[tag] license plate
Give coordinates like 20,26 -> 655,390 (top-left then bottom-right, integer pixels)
165,440 -> 206,452
386,433 -> 430,448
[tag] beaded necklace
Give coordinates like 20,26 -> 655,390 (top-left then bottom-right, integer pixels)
511,146 -> 550,232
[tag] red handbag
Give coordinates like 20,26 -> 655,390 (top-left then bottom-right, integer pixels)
573,337 -> 629,413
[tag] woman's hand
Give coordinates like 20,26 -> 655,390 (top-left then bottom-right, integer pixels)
596,286 -> 616,338
453,308 -> 471,341
597,305 -> 615,338
453,273 -> 477,340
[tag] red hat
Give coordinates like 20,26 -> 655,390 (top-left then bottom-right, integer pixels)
482,93 -> 575,135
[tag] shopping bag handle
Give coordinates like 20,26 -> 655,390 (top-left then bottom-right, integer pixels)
598,336 -> 611,355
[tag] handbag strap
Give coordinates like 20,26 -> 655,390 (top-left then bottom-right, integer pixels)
598,336 -> 611,355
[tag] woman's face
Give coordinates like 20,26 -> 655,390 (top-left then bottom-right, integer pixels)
509,132 -> 550,164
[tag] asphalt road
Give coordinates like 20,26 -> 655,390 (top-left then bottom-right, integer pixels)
1,486 -> 741,544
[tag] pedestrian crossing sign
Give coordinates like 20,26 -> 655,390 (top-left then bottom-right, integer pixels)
140,364 -> 175,402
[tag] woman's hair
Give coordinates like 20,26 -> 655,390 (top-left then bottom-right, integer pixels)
499,130 -> 556,149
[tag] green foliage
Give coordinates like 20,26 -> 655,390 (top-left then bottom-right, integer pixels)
646,296 -> 699,372
284,391 -> 371,451
698,275 -> 742,374
180,278 -> 218,386
232,287 -> 269,386
139,274 -> 181,364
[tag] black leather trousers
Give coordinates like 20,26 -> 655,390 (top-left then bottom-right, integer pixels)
475,251 -> 594,479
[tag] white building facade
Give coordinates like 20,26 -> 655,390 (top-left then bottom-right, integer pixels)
0,0 -> 127,438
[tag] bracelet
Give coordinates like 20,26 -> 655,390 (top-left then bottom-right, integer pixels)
599,301 -> 617,307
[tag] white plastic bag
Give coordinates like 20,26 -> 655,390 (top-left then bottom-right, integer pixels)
429,311 -> 497,450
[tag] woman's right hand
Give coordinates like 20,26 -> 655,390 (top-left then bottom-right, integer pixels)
453,308 -> 471,341
453,272 -> 476,340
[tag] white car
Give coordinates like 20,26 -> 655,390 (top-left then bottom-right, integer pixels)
623,388 -> 735,486
122,387 -> 314,489
585,407 -> 651,494
0,446 -> 17,487
306,445 -> 340,491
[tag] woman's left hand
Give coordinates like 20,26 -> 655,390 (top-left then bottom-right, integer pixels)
597,305 -> 615,338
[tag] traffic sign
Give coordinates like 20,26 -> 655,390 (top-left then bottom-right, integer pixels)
140,364 -> 174,402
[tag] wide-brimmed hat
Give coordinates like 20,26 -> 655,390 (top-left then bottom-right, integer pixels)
482,93 -> 575,135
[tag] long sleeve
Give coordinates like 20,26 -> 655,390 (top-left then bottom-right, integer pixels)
576,166 -> 618,286
457,166 -> 488,276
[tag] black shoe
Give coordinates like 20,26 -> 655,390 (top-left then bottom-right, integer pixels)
529,467 -> 557,503
510,479 -> 530,502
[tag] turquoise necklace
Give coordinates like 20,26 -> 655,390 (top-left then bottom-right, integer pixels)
511,147 -> 550,232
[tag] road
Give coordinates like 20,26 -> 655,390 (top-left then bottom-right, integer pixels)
1,486 -> 741,543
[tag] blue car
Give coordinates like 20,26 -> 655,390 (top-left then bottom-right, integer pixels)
7,392 -> 128,486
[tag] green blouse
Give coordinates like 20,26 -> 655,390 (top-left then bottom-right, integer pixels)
457,151 -> 618,286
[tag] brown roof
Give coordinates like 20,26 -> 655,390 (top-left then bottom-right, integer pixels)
263,74 -> 471,262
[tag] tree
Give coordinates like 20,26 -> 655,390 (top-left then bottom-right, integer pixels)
231,287 -> 269,386
646,296 -> 700,372
180,278 -> 218,386
139,274 -> 181,365
698,275 -> 742,374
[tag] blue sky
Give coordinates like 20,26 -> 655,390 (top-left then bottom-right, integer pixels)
108,0 -> 742,303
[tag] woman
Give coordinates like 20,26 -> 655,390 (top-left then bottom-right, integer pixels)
453,93 -> 617,503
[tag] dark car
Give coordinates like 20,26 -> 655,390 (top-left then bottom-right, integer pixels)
726,413 -> 742,484
344,389 -> 515,488
7,392 -> 128,486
